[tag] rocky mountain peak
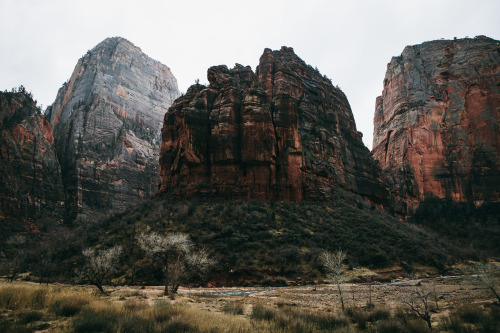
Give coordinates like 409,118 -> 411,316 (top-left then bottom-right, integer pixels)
46,36 -> 178,139
160,47 -> 388,204
95,36 -> 134,48
45,37 -> 180,221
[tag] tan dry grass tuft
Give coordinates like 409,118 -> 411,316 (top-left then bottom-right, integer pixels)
69,299 -> 273,333
47,291 -> 93,317
251,302 -> 349,332
0,282 -> 49,310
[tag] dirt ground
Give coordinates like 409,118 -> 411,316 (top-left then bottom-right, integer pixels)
109,274 -> 496,322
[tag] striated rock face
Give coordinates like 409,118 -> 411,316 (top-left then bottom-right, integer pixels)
46,37 -> 179,220
160,47 -> 388,203
0,90 -> 64,233
373,36 -> 500,214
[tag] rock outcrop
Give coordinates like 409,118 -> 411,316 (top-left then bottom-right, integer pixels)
160,47 -> 388,203
46,37 -> 179,220
373,36 -> 500,214
0,90 -> 64,233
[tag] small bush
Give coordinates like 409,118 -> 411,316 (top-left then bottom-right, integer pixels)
251,304 -> 348,331
376,318 -> 404,333
152,303 -> 187,323
454,304 -> 486,324
116,316 -> 152,333
122,299 -> 148,312
222,302 -> 245,315
17,310 -> 44,324
50,295 -> 89,317
442,304 -> 500,332
370,307 -> 391,322
440,316 -> 469,332
72,308 -> 116,333
301,310 -> 348,329
29,288 -> 48,309
251,304 -> 279,321
0,285 -> 48,310
161,315 -> 196,333
402,318 -> 431,333
346,307 -> 370,329
0,321 -> 32,333
345,306 -> 390,329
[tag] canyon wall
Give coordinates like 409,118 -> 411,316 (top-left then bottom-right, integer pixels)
0,90 -> 64,234
373,36 -> 500,214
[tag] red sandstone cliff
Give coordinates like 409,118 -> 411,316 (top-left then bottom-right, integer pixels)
0,89 -> 64,234
373,36 -> 500,214
160,47 -> 388,203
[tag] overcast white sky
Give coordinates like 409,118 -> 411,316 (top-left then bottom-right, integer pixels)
1,0 -> 499,148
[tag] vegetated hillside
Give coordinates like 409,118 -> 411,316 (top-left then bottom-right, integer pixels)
82,189 -> 472,286
4,190 -> 497,286
409,198 -> 499,256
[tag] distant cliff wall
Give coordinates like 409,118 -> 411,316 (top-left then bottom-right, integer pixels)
46,37 -> 179,220
373,36 -> 500,214
0,90 -> 64,233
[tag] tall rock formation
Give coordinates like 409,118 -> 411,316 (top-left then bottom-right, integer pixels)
46,37 -> 179,220
373,36 -> 500,214
0,89 -> 64,234
160,47 -> 387,203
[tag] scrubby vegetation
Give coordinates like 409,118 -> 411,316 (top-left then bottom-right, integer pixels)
411,199 -> 500,260
94,193 -> 463,285
250,303 -> 351,331
440,304 -> 500,332
0,282 -> 266,332
1,282 -> 499,332
3,190 -> 497,287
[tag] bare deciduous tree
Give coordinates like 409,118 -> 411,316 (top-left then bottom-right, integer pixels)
365,276 -> 374,308
137,231 -> 214,295
320,249 -> 347,311
403,284 -> 435,330
77,245 -> 122,294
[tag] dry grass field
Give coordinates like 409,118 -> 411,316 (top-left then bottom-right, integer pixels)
1,266 -> 499,332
